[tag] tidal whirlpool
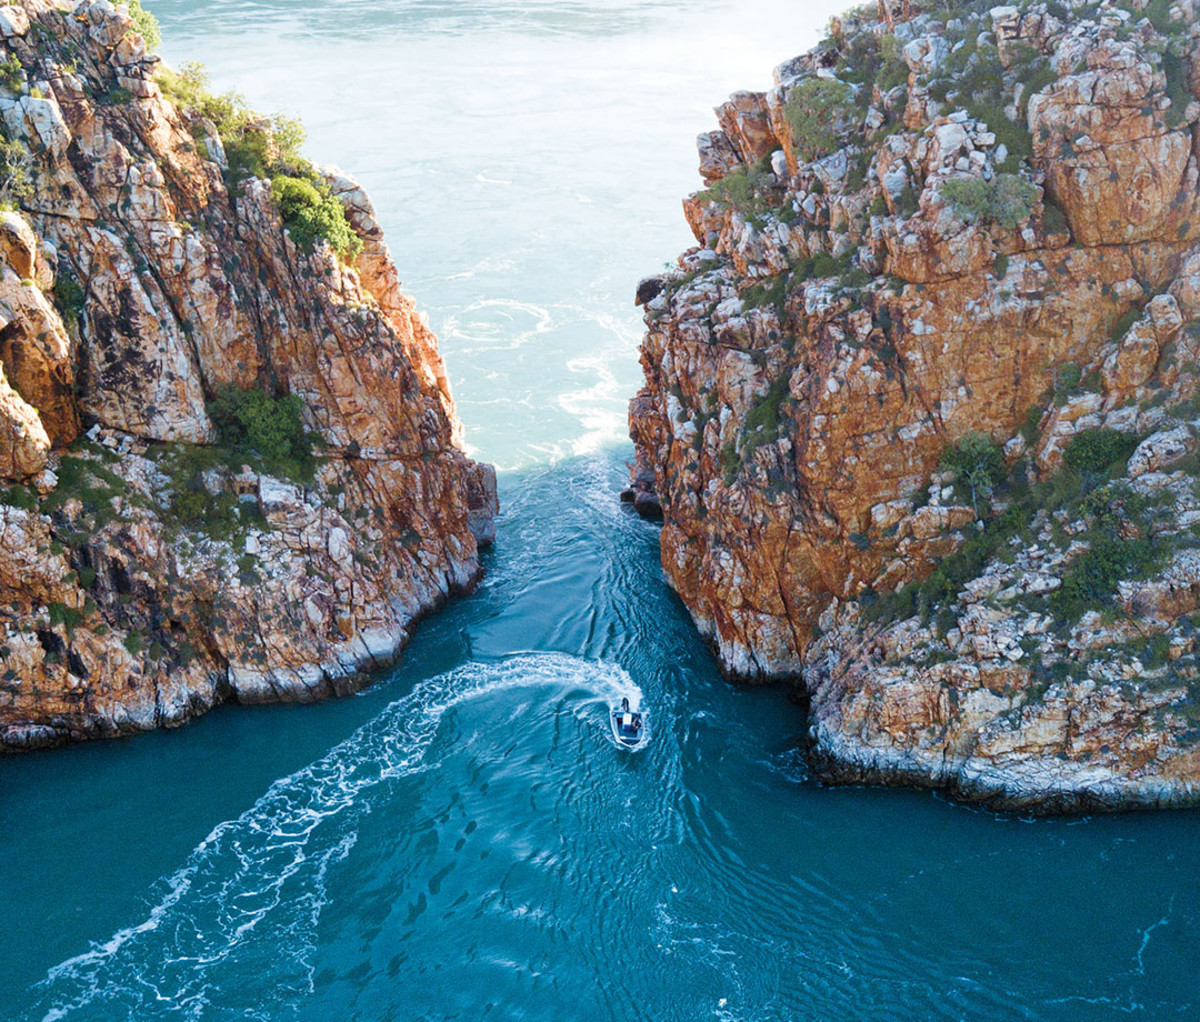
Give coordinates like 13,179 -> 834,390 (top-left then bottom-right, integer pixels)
2,1 -> 1199,1019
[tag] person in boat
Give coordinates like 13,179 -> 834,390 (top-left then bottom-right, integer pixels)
617,698 -> 643,738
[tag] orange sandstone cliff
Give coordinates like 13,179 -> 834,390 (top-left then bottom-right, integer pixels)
628,0 -> 1200,810
0,0 -> 496,748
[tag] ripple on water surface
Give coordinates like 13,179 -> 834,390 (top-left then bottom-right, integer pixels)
25,654 -> 649,1021
14,459 -> 1200,1022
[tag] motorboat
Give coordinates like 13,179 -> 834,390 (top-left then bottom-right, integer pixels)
610,697 -> 646,750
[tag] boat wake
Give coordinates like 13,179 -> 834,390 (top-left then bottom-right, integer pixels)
25,654 -> 640,1022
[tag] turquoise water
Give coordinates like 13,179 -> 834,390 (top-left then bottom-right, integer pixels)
3,2 -> 1199,1018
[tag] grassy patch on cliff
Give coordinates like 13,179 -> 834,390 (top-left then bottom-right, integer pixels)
861,426 -> 1167,630
834,29 -> 909,99
696,154 -> 786,225
785,79 -> 857,164
156,445 -> 254,542
941,431 -> 1006,514
721,375 -> 791,485
0,483 -> 38,510
926,29 -> 1043,165
157,63 -> 307,180
41,441 -> 136,535
147,388 -> 316,540
942,174 -> 1039,229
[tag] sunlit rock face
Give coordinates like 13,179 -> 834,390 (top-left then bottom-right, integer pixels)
0,0 -> 496,749
630,0 -> 1200,810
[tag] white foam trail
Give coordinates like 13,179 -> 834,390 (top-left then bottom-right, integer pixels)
25,654 -> 640,1022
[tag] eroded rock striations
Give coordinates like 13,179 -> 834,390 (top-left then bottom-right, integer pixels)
629,0 -> 1200,810
0,0 -> 496,748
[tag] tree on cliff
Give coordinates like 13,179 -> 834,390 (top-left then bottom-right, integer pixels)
941,433 -> 1006,517
0,135 -> 31,207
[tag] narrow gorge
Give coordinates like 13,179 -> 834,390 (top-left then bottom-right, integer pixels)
0,0 -> 497,749
629,0 -> 1200,810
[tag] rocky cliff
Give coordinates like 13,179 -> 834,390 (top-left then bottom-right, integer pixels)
0,0 -> 496,749
628,0 -> 1200,810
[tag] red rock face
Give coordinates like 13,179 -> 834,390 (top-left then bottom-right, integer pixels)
0,0 -> 497,748
631,3 -> 1200,809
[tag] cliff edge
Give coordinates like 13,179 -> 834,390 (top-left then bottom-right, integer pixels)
0,0 -> 497,748
629,0 -> 1200,810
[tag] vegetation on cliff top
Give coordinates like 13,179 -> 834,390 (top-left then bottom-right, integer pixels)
272,175 -> 363,259
127,0 -> 161,53
156,62 -> 362,258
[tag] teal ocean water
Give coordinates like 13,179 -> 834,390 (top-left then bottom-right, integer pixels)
3,2 -> 1199,1018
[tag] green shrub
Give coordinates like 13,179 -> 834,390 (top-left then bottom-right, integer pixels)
271,175 -> 362,258
237,552 -> 262,586
53,270 -> 86,327
742,271 -> 793,318
1050,534 -> 1161,621
894,183 -> 919,218
940,39 -> 1036,164
740,375 -> 789,455
1020,405 -> 1044,446
209,386 -> 316,482
697,163 -> 774,217
1006,42 -> 1057,103
95,85 -> 135,106
157,63 -> 310,182
155,61 -> 212,111
877,34 -> 909,93
127,0 -> 161,52
0,54 -> 22,95
810,250 -> 846,278
1043,197 -> 1069,235
47,601 -> 85,634
1162,50 -> 1190,128
42,453 -> 129,526
1146,0 -> 1187,35
1055,362 -> 1082,393
785,79 -> 855,164
0,483 -> 37,510
861,502 -> 1032,626
1112,308 -> 1140,341
0,134 -> 32,207
1062,429 -> 1140,475
720,441 -> 740,486
942,174 -> 1039,229
153,440 -> 256,540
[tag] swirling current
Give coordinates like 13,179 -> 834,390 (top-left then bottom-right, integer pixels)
2,1 -> 1198,1019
